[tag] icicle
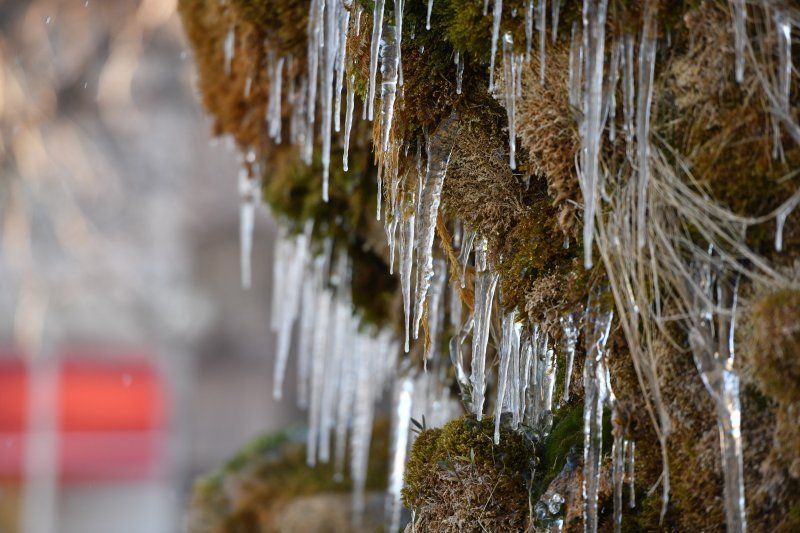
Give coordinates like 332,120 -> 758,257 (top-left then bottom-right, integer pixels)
350,336 -> 372,522
525,0 -> 534,63
458,227 -> 476,288
502,33 -> 517,170
626,440 -> 636,508
567,23 -> 583,110
731,0 -> 746,83
343,74 -> 355,171
354,2 -> 363,36
244,77 -> 252,98
223,25 -> 235,76
400,190 -> 415,352
551,0 -> 560,43
380,26 -> 400,153
489,0 -> 503,92
334,5 -> 351,133
689,255 -> 746,533
272,233 -> 309,400
267,55 -> 285,143
537,0 -> 546,84
636,2 -> 657,249
560,314 -> 578,403
775,190 -> 800,252
621,34 -> 635,155
495,310 -> 517,444
368,0 -> 386,121
426,259 -> 448,365
578,0 -> 609,269
297,257 -> 317,409
603,40 -> 622,143
396,0 -> 405,89
582,291 -> 614,533
333,322 -> 357,480
426,0 -> 434,30
238,169 -> 257,289
304,0 -> 323,164
321,0 -> 341,203
612,421 -> 625,533
454,50 -> 465,95
773,11 -> 792,159
470,237 -> 499,420
306,269 -> 332,466
540,333 -> 556,435
412,113 -> 461,339
386,377 -> 414,533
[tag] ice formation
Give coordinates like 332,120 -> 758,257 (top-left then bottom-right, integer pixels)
196,1 -> 800,529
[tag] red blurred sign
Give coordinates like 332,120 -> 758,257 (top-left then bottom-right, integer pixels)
0,353 -> 168,482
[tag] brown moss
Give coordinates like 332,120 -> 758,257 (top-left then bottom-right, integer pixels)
517,42 -> 581,236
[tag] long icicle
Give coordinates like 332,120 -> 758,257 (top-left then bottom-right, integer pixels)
635,1 -> 658,248
470,237 -> 499,420
368,0 -> 386,121
489,0 -> 503,91
412,112 -> 461,339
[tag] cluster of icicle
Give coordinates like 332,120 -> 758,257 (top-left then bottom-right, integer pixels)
219,0 -> 800,531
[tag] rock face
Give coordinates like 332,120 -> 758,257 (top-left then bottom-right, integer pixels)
178,0 -> 800,531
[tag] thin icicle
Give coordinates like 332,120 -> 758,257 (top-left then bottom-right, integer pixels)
307,268 -> 332,466
238,169 -> 257,289
568,23 -> 583,110
426,0 -> 434,30
334,5 -> 351,133
458,227 -> 476,288
396,0 -> 405,88
272,232 -> 309,400
412,113 -> 461,339
582,291 -> 614,533
525,0 -> 534,63
267,55 -> 285,143
578,0 -> 609,269
603,40 -> 622,143
612,421 -> 625,533
321,0 -> 341,203
636,2 -> 658,248
224,25 -> 235,76
626,440 -> 636,508
297,256 -> 317,409
305,0 -> 323,163
470,237 -> 499,420
343,74 -> 355,171
775,190 -> 800,252
537,0 -> 546,84
386,377 -> 414,533
400,190 -> 416,352
621,33 -> 635,156
368,0 -> 386,121
495,310 -> 517,444
551,0 -> 560,43
380,25 -> 400,153
454,50 -> 465,95
489,0 -> 503,92
731,0 -> 746,83
425,259 -> 448,366
560,314 -> 578,403
502,33 -> 517,170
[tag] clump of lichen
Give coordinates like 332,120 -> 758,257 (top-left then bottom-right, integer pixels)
402,415 -> 535,531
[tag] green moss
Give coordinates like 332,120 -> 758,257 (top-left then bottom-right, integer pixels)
403,415 -> 534,530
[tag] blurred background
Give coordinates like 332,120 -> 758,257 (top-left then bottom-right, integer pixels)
0,0 -> 299,531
